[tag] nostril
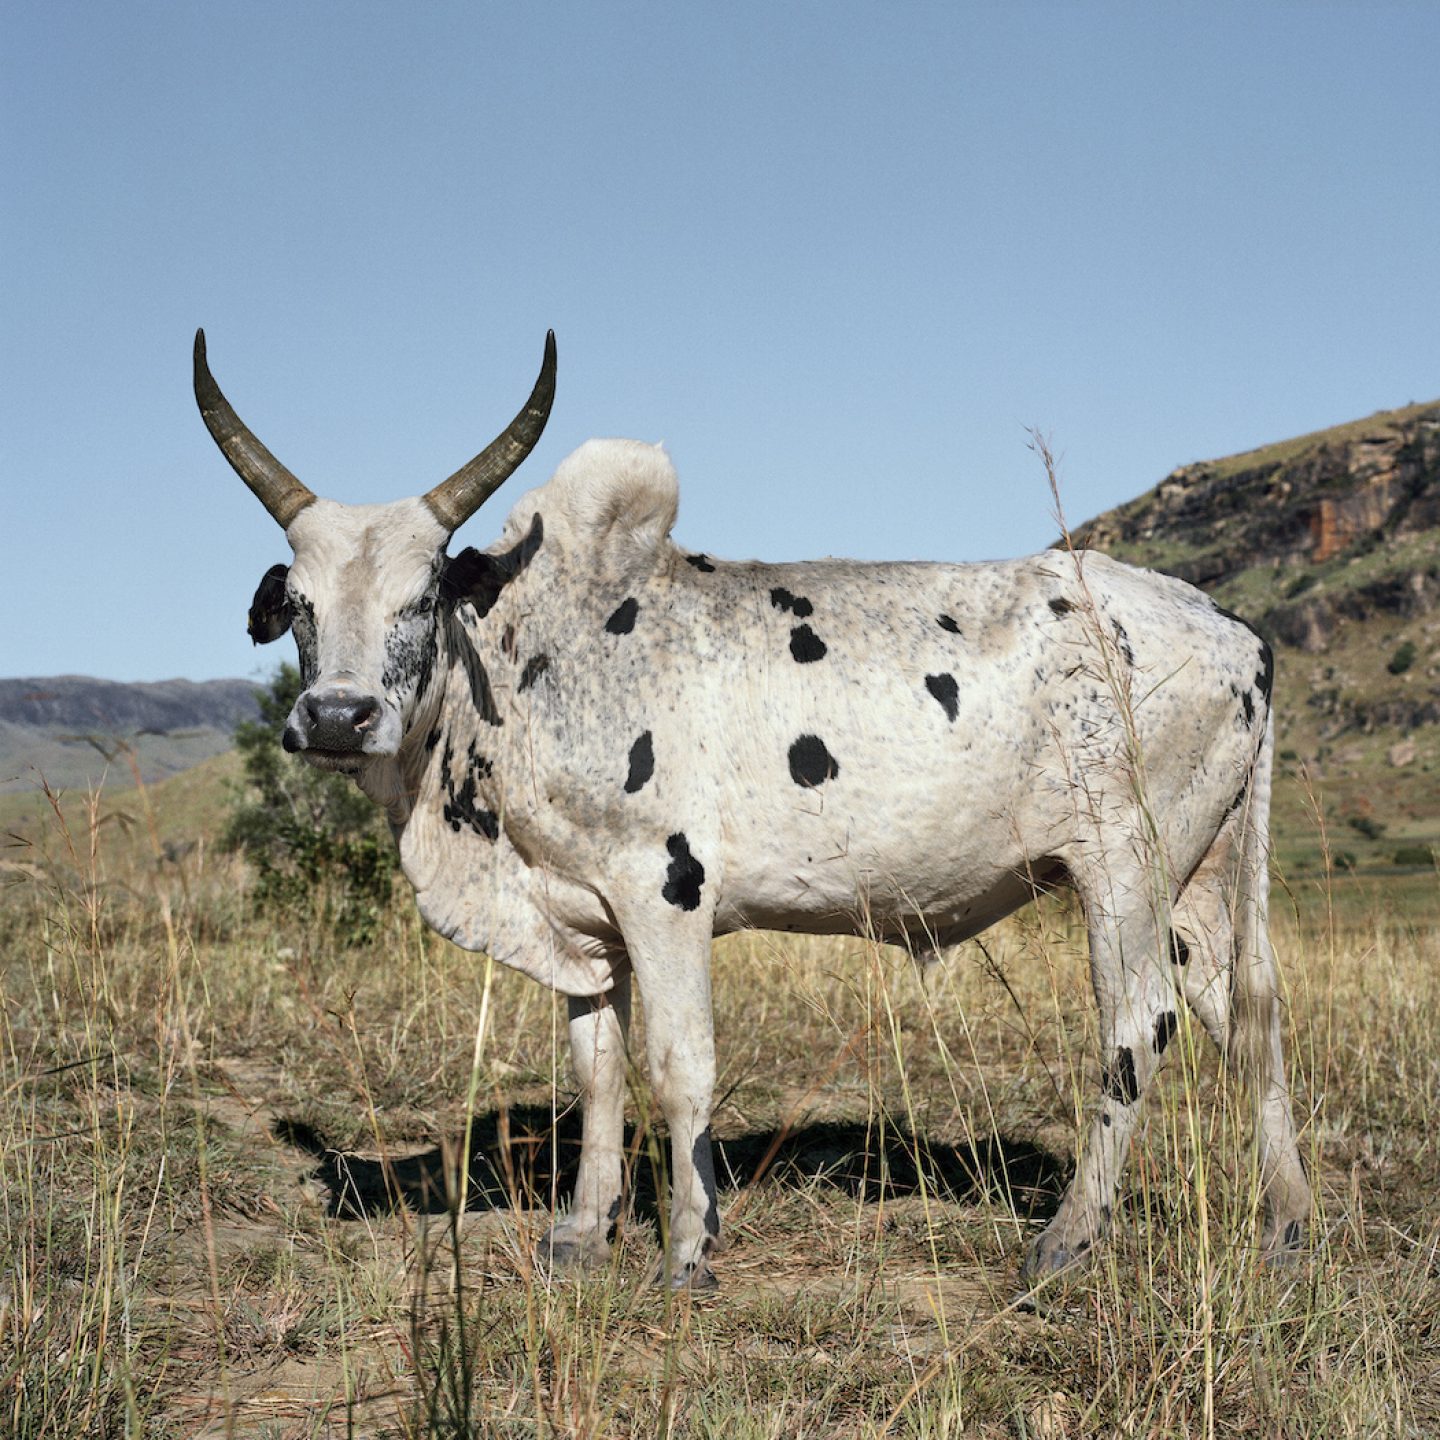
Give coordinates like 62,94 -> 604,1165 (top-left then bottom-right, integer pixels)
298,689 -> 384,751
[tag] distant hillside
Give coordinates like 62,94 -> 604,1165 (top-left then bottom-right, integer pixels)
1072,398 -> 1440,876
0,676 -> 262,795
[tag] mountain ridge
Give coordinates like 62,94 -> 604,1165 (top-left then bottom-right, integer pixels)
0,675 -> 261,794
1072,395 -> 1440,872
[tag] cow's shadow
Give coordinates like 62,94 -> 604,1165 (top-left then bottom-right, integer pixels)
276,1104 -> 1067,1226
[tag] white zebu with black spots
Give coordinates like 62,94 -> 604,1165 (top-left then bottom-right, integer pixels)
197,333 -> 1311,1290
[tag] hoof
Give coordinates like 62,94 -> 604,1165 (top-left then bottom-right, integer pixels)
653,1258 -> 718,1292
542,1231 -> 610,1272
1019,1230 -> 1093,1289
1260,1217 -> 1307,1269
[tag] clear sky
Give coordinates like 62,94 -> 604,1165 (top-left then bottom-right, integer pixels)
5,2 -> 1437,683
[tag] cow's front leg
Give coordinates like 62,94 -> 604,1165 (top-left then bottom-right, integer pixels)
543,972 -> 632,1270
625,927 -> 719,1290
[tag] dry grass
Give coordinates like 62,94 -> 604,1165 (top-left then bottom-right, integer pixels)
1,772 -> 1438,1438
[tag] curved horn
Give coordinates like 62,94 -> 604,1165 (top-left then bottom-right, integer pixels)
422,331 -> 557,532
193,330 -> 317,529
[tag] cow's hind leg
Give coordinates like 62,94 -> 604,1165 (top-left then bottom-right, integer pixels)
543,972 -> 632,1270
1023,862 -> 1182,1283
1170,834 -> 1311,1264
1200,737 -> 1312,1261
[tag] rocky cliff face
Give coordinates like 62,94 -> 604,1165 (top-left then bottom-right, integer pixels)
1071,398 -> 1440,871
1072,398 -> 1440,665
1074,400 -> 1440,647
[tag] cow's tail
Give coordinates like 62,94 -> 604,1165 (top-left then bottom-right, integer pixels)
1228,707 -> 1311,1240
1227,708 -> 1279,1086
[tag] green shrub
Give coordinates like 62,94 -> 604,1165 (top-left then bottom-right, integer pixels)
1392,845 -> 1435,867
1347,815 -> 1387,841
1331,850 -> 1358,871
223,663 -> 398,943
1388,641 -> 1417,675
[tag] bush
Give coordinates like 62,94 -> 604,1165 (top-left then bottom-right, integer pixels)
223,663 -> 398,943
1392,845 -> 1435,867
1347,815 -> 1387,841
1388,641 -> 1417,675
1331,851 -> 1358,872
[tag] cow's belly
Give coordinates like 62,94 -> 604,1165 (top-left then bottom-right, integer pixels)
715,858 -> 1048,946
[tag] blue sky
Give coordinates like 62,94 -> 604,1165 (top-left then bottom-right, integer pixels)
5,2 -> 1437,682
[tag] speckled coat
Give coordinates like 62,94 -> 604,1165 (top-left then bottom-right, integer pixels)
255,438 -> 1311,1290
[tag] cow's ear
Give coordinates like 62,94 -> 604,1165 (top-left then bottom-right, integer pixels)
441,512 -> 543,618
248,564 -> 293,644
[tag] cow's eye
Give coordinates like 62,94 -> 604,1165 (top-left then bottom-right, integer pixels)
410,597 -> 434,618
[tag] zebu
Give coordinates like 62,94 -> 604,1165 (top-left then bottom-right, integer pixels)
195,330 -> 1310,1288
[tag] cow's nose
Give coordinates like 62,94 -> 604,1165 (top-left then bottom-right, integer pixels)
298,690 -> 382,751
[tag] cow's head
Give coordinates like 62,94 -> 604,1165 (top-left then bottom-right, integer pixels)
195,330 -> 555,773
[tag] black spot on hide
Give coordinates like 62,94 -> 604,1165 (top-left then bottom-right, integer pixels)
501,624 -> 517,660
770,587 -> 814,618
937,614 -> 962,635
624,731 -> 655,793
441,512 -> 544,618
1048,597 -> 1074,616
685,553 -> 716,572
1103,1047 -> 1140,1105
788,734 -> 839,787
247,564 -> 292,644
789,624 -> 827,663
605,598 -> 639,635
1170,932 -> 1191,967
1102,1111 -> 1112,1127
1255,640 -> 1275,706
424,724 -> 442,753
449,619 -> 502,726
291,594 -> 319,687
694,1130 -> 720,1239
924,673 -> 959,722
1231,683 -> 1255,727
662,832 -> 705,911
440,739 -> 498,840
382,619 -> 437,698
1283,1219 -> 1302,1249
1153,1011 -> 1178,1055
517,654 -> 551,692
1222,781 -> 1249,825
1112,619 -> 1134,667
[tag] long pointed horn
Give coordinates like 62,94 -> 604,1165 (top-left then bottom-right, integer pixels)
422,331 -> 557,532
194,330 -> 317,529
